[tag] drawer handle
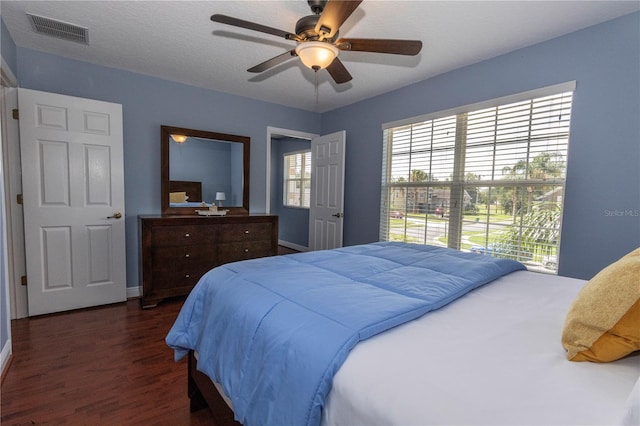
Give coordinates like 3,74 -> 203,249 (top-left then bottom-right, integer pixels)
244,248 -> 249,253
185,274 -> 190,278
184,233 -> 190,238
244,230 -> 249,234
185,254 -> 190,258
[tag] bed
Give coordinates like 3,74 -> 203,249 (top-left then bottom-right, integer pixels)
166,242 -> 640,426
169,180 -> 205,207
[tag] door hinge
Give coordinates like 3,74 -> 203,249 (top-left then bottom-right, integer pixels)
21,275 -> 27,286
17,194 -> 23,205
12,109 -> 19,120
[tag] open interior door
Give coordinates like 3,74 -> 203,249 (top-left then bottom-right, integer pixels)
19,88 -> 126,316
308,131 -> 345,251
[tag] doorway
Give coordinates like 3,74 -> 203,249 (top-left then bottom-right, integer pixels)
1,64 -> 27,320
266,127 -> 317,252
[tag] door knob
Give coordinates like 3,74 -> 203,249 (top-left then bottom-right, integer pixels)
332,212 -> 344,218
107,212 -> 122,219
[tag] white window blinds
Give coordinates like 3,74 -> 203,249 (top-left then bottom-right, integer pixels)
380,84 -> 574,274
284,151 -> 311,208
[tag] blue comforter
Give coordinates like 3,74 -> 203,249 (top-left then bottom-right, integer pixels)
166,242 -> 525,426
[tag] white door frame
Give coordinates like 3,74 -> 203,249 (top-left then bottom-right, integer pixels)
0,57 -> 27,320
265,126 -> 318,215
1,57 -> 18,377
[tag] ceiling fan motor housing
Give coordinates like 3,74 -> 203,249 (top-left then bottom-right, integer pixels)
295,14 -> 338,41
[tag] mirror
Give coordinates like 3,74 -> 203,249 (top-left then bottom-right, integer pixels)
161,125 -> 250,215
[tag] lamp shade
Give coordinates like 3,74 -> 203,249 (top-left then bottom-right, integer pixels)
295,41 -> 339,70
171,134 -> 187,143
215,192 -> 226,201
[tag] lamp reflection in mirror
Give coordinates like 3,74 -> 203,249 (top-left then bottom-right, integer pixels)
295,41 -> 338,70
216,192 -> 226,206
171,134 -> 187,143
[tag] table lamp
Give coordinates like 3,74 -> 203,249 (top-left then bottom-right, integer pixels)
216,192 -> 226,207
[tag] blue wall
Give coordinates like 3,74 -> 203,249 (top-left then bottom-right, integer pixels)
230,143 -> 244,207
321,12 -> 640,280
13,47 -> 321,288
1,19 -> 17,74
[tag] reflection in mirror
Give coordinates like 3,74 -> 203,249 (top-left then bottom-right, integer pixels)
161,126 -> 250,215
169,138 -> 244,205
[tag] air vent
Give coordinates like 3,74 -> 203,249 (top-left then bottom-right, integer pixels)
27,13 -> 89,45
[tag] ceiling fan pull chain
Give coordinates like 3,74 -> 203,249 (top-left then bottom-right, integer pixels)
315,70 -> 319,105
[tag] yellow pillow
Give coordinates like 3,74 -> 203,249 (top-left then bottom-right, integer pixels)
169,191 -> 187,203
562,247 -> 640,362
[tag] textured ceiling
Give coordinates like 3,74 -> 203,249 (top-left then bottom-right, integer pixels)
2,1 -> 639,112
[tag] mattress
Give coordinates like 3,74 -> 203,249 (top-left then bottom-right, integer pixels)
322,270 -> 640,425
200,270 -> 639,425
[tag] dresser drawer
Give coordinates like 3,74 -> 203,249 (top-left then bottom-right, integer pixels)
218,240 -> 274,263
218,223 -> 273,243
152,245 -> 216,269
151,225 -> 216,247
151,266 -> 208,291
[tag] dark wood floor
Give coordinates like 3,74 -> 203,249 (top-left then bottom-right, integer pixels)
1,247 -> 301,425
277,245 -> 299,255
1,298 -> 216,425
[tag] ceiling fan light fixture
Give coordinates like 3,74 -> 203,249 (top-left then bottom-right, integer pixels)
295,41 -> 339,70
171,134 -> 187,143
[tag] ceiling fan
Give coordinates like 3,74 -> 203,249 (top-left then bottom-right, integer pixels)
211,0 -> 422,84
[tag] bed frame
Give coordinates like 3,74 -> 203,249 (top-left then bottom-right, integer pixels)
188,351 -> 240,425
170,180 -> 202,202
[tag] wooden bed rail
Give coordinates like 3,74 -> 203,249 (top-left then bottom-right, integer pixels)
188,351 -> 241,425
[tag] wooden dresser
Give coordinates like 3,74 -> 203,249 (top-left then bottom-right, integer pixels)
139,215 -> 278,308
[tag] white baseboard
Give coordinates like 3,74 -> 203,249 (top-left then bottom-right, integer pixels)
278,240 -> 308,252
126,286 -> 141,299
1,338 -> 12,378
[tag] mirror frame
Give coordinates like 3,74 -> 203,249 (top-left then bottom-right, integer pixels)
161,125 -> 250,216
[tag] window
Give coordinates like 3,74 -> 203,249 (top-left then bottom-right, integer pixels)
284,150 -> 311,208
380,83 -> 574,274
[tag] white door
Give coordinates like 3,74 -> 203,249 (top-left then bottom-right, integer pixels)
19,88 -> 126,316
308,131 -> 345,251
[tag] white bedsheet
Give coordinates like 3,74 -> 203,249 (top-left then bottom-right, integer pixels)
202,270 -> 639,424
321,271 -> 640,425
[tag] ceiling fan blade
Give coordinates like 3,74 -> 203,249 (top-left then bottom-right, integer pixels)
211,14 -> 299,41
337,38 -> 422,55
326,57 -> 352,84
248,50 -> 297,73
314,0 -> 363,40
